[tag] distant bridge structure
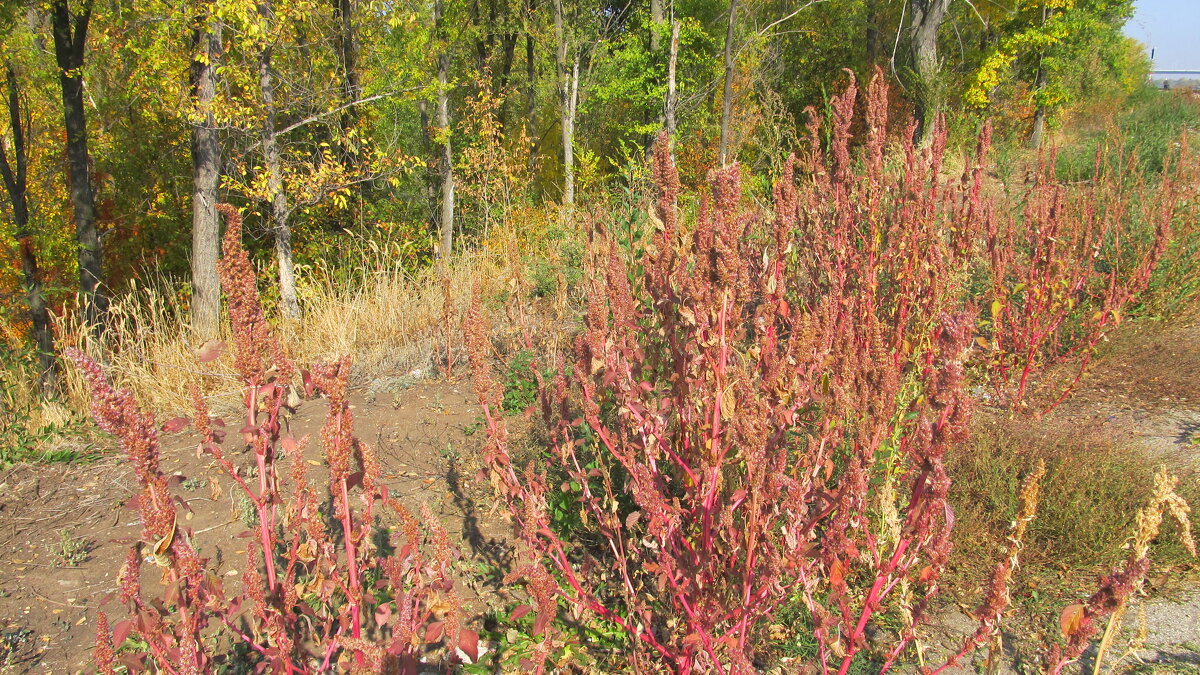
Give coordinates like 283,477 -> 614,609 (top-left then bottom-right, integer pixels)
1149,70 -> 1200,89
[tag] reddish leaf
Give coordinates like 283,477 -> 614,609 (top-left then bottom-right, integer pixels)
1060,603 -> 1086,638
161,417 -> 191,433
135,609 -> 154,631
918,565 -> 936,584
118,653 -> 146,672
828,559 -> 845,590
111,619 -> 134,647
163,580 -> 181,606
375,603 -> 392,627
510,604 -> 532,621
195,340 -> 226,363
457,628 -> 480,663
425,621 -> 444,643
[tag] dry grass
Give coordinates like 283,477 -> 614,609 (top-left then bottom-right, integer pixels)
946,416 -> 1200,638
949,418 -> 1199,579
53,248 -> 537,419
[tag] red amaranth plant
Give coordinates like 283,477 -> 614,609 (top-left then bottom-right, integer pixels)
75,204 -> 476,673
470,72 -> 1003,674
982,140 -> 1185,414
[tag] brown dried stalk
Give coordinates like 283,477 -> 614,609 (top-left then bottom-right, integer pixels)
1046,466 -> 1196,675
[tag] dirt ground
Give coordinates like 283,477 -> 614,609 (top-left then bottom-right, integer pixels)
0,376 -> 515,672
2,315 -> 1200,673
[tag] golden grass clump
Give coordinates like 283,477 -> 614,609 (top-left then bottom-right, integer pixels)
54,248 -> 515,418
49,199 -> 583,420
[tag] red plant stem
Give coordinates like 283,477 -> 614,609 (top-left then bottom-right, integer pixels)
247,379 -> 258,429
245,381 -> 280,593
256,452 -> 278,592
700,294 -> 729,555
675,594 -> 724,675
536,525 -> 674,662
799,566 -> 832,675
220,616 -> 307,675
837,537 -> 912,675
736,507 -> 759,650
338,478 -> 362,641
318,631 -> 343,672
561,440 -> 640,599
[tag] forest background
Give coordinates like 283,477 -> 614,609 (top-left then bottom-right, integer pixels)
0,0 -> 1157,399
3,0 -> 1200,671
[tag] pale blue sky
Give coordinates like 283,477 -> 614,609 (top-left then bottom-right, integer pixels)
1125,0 -> 1200,71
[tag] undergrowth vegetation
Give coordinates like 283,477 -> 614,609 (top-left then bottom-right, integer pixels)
60,75 -> 1200,673
462,74 -> 1197,673
948,419 -> 1200,641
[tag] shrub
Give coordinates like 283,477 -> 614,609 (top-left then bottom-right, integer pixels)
75,205 -> 476,673
468,70 -> 1196,674
470,72 -> 994,674
981,139 -> 1183,413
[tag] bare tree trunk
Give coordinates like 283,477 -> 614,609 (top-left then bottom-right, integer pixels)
331,0 -> 361,129
51,0 -> 106,334
0,64 -> 56,391
1027,3 -> 1050,149
906,0 -> 951,147
418,98 -> 438,224
189,10 -> 222,338
563,55 -> 578,208
866,0 -> 882,64
666,18 -> 680,142
525,0 -> 538,173
650,0 -> 663,53
718,0 -> 738,167
1028,62 -> 1048,149
554,0 -> 575,208
257,2 -> 300,320
435,0 -> 455,256
496,30 -> 518,132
